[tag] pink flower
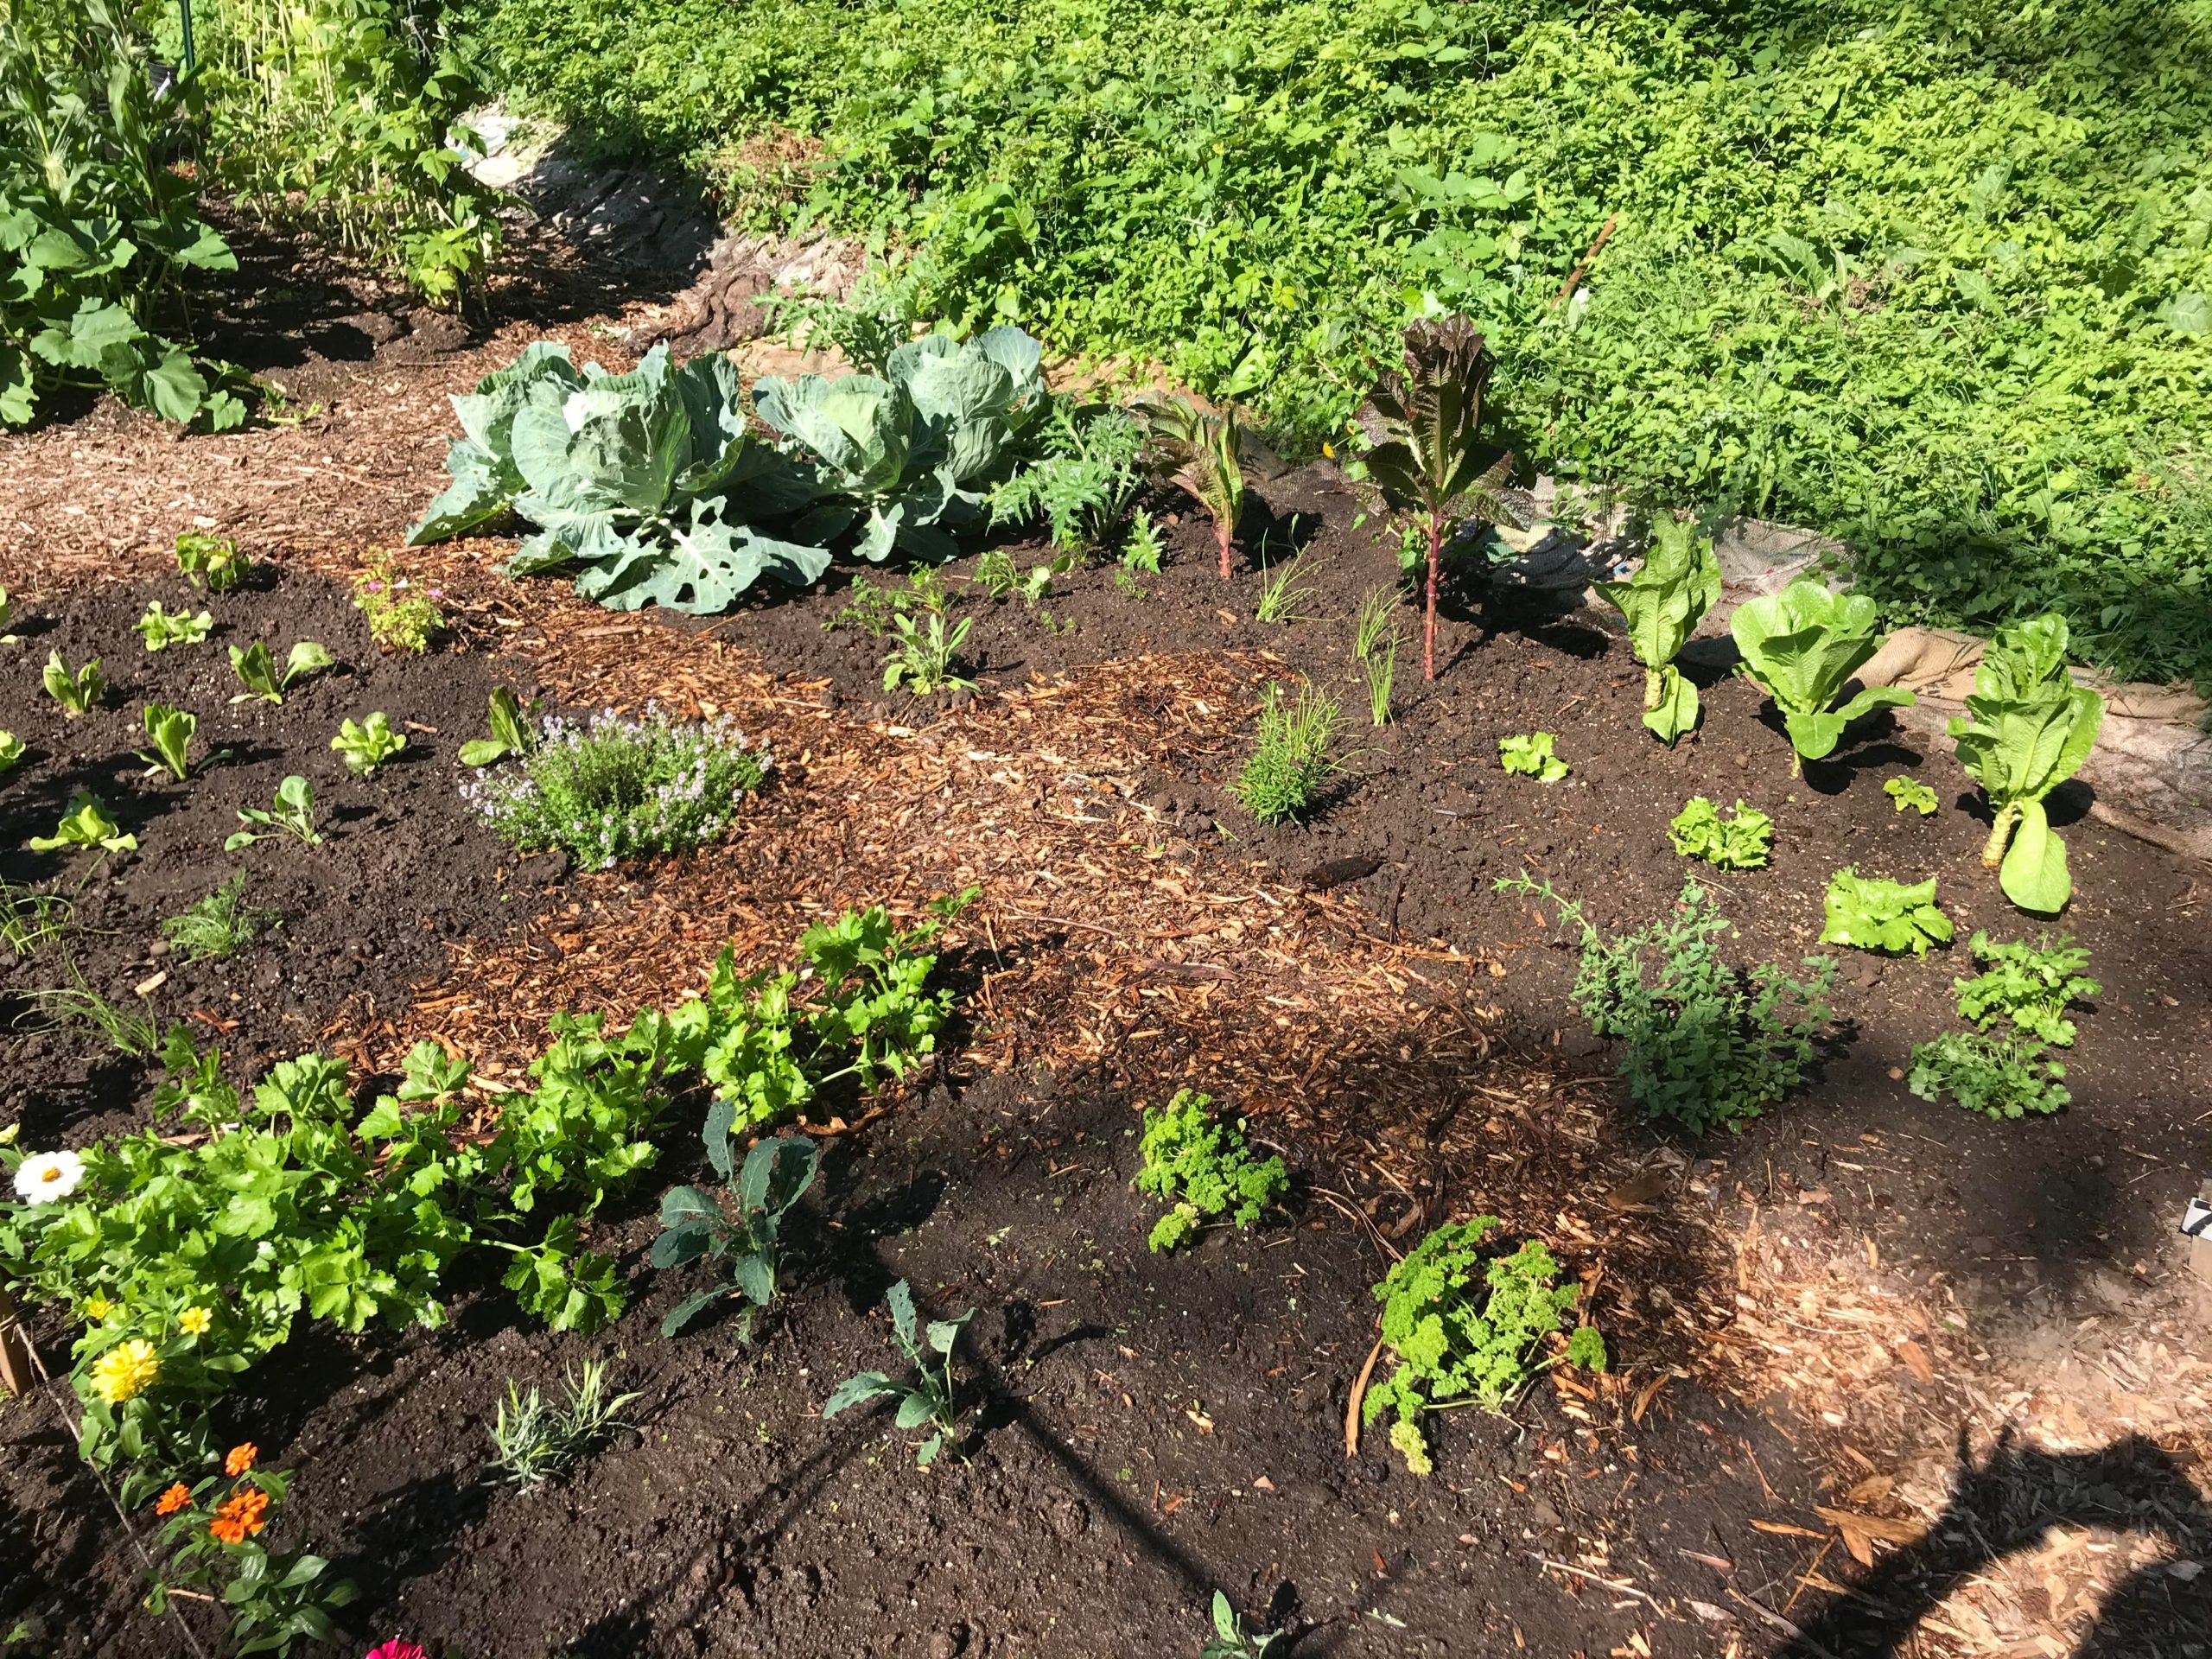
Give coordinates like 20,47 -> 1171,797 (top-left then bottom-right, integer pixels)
366,1643 -> 429,1659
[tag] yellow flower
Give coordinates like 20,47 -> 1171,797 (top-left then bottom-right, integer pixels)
83,1294 -> 114,1321
178,1306 -> 212,1337
89,1339 -> 160,1405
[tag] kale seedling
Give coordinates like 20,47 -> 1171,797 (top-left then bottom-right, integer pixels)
1499,874 -> 1832,1135
332,712 -> 406,775
1908,1031 -> 2069,1120
652,1122 -> 818,1338
1363,1217 -> 1607,1475
1668,797 -> 1771,868
1133,1090 -> 1288,1251
229,640 -> 334,705
1885,776 -> 1939,816
226,775 -> 321,849
1235,682 -> 1339,823
823,1279 -> 975,1468
41,651 -> 105,717
1498,732 -> 1567,781
133,601 -> 213,653
29,791 -> 137,854
1821,868 -> 1953,957
136,702 -> 198,782
1953,931 -> 2098,1046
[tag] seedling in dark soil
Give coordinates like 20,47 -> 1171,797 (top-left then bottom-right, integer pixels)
1353,585 -> 1400,727
1236,682 -> 1339,823
29,791 -> 135,855
1821,868 -> 1952,957
229,639 -> 333,704
1592,514 -> 1721,743
652,1125 -> 819,1338
136,702 -> 198,781
1669,798 -> 1771,868
332,712 -> 406,775
133,601 -> 212,652
175,530 -> 246,592
162,873 -> 277,962
1200,1592 -> 1285,1658
1885,776 -> 1939,816
1498,731 -> 1567,781
41,651 -> 105,716
487,1359 -> 639,1489
1135,1090 -> 1287,1252
823,1279 -> 975,1468
0,729 -> 22,776
226,775 -> 321,849
458,686 -> 537,768
1954,932 -> 2098,1046
882,612 -> 977,695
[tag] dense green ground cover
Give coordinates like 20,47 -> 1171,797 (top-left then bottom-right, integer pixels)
463,0 -> 2212,681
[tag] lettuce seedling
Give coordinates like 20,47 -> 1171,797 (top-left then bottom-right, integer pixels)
332,712 -> 405,775
1821,868 -> 1952,956
1730,581 -> 1915,774
1133,1091 -> 1287,1251
1668,797 -> 1771,868
134,601 -> 213,652
1134,391 -> 1246,581
1594,516 -> 1721,742
42,651 -> 105,717
1498,732 -> 1567,780
1885,776 -> 1938,815
229,640 -> 333,705
1948,613 -> 2104,913
137,702 -> 197,781
226,775 -> 321,849
0,731 -> 23,777
458,686 -> 537,768
1351,315 -> 1525,682
1201,1593 -> 1286,1659
823,1279 -> 975,1469
652,1122 -> 818,1338
1363,1217 -> 1607,1475
175,531 -> 246,592
30,791 -> 137,854
1953,931 -> 2098,1046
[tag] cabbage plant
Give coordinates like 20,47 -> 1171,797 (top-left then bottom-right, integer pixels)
1729,580 -> 1915,773
1593,516 -> 1720,742
1949,614 -> 2103,913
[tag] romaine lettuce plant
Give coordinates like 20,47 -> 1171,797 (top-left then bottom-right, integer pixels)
29,791 -> 135,854
1593,516 -> 1721,742
1885,776 -> 1939,816
42,651 -> 104,716
226,776 -> 321,849
1948,614 -> 2104,913
331,712 -> 405,776
458,686 -> 537,768
1132,391 -> 1246,581
175,531 -> 246,593
1351,315 -> 1526,681
0,730 -> 23,776
1729,581 -> 1915,773
1820,868 -> 1952,956
228,641 -> 332,705
137,702 -> 196,782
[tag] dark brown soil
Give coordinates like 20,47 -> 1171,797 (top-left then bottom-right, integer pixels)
0,569 -> 548,1145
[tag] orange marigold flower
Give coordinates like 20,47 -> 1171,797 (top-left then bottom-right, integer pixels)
224,1442 -> 257,1477
208,1488 -> 269,1545
154,1483 -> 192,1516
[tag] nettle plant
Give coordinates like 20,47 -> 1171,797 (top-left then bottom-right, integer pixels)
1363,1217 -> 1606,1476
823,1278 -> 976,1469
1821,868 -> 1953,957
1730,580 -> 1914,774
134,601 -> 213,652
1593,515 -> 1722,743
1669,797 -> 1771,868
1351,314 -> 1528,682
332,712 -> 406,776
1134,391 -> 1246,580
1501,875 -> 1832,1135
1133,1090 -> 1288,1252
1949,614 -> 2104,913
652,1128 -> 819,1338
462,703 -> 769,871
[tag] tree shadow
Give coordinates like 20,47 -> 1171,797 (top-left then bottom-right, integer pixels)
1780,1427 -> 2212,1658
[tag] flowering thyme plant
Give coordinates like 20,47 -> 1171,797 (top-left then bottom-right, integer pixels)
461,703 -> 769,871
144,1441 -> 358,1656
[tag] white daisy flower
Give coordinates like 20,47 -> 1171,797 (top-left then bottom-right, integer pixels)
12,1149 -> 86,1204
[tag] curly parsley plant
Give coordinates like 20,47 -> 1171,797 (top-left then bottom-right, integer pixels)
1363,1217 -> 1606,1475
1133,1090 -> 1287,1251
462,703 -> 769,871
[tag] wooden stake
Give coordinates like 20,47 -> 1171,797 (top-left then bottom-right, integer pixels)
1552,213 -> 1618,309
0,1287 -> 32,1398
